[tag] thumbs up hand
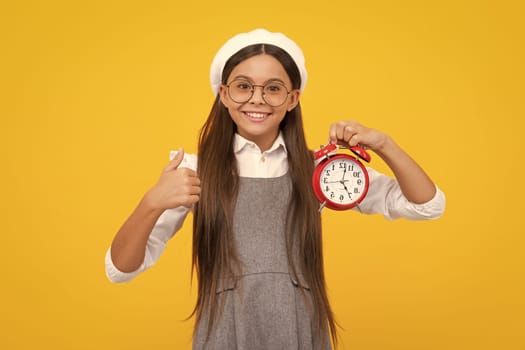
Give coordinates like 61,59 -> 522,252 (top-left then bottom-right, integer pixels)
144,148 -> 201,210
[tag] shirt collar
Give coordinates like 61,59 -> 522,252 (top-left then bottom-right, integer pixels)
233,132 -> 288,154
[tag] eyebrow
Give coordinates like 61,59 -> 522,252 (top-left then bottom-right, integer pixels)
230,75 -> 287,85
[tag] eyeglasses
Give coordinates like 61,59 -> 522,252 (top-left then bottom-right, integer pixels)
225,79 -> 292,107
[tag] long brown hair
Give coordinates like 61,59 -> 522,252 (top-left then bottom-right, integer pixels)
192,44 -> 338,347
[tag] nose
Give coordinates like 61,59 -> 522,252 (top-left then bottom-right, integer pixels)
249,85 -> 266,104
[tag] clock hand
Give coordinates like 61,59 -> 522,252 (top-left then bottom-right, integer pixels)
326,180 -> 349,184
341,181 -> 352,200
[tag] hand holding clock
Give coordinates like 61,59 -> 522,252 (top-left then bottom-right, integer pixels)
328,120 -> 438,205
329,120 -> 387,152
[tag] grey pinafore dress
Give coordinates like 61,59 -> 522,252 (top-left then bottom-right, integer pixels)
193,175 -> 331,350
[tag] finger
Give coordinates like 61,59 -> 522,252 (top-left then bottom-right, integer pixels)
348,133 -> 361,147
180,174 -> 201,187
182,194 -> 200,208
343,125 -> 356,144
165,148 -> 184,172
335,122 -> 346,142
176,168 -> 200,181
188,185 -> 201,195
178,186 -> 200,198
189,176 -> 201,186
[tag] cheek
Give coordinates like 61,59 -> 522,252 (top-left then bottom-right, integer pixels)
275,107 -> 289,119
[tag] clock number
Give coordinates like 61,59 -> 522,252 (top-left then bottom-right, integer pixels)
353,171 -> 361,178
354,187 -> 360,194
357,179 -> 362,185
339,162 -> 346,169
330,192 -> 335,199
325,170 -> 331,176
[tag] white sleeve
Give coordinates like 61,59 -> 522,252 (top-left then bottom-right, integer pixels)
105,152 -> 198,283
355,167 -> 446,220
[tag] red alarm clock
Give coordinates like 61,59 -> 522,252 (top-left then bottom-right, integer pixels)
312,143 -> 371,211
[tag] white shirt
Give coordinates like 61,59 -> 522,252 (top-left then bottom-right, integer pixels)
105,133 -> 446,283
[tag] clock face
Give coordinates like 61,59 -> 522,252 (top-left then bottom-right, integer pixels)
316,154 -> 368,208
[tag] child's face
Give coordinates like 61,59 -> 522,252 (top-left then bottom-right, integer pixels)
219,54 -> 300,152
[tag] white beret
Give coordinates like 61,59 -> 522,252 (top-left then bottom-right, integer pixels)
209,28 -> 307,95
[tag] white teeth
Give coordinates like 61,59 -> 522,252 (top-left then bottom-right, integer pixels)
245,112 -> 267,119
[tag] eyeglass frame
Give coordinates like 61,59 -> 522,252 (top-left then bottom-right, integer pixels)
224,78 -> 294,107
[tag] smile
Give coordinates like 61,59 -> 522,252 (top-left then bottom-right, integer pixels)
243,112 -> 270,121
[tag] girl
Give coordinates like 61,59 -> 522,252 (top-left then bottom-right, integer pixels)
106,29 -> 445,349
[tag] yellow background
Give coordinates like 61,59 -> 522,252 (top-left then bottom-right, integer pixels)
2,0 -> 524,349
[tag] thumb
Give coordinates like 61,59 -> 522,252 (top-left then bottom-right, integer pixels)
165,147 -> 184,171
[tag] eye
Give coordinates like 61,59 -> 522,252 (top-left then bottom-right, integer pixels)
233,80 -> 252,90
265,83 -> 284,93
